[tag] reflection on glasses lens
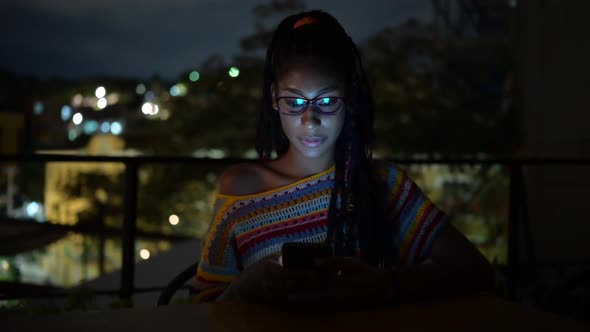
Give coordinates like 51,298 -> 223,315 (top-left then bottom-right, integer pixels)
277,97 -> 343,115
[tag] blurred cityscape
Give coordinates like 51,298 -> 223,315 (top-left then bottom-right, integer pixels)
1,0 -> 518,306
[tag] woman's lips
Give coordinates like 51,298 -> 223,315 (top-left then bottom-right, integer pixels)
299,136 -> 324,147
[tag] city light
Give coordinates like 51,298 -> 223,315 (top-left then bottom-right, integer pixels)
169,214 -> 179,226
170,85 -> 180,97
95,86 -> 106,99
68,130 -> 78,141
33,101 -> 44,115
170,83 -> 187,97
228,66 -> 240,78
72,94 -> 83,107
159,108 -> 170,120
243,149 -> 258,159
145,91 -> 155,101
141,102 -> 159,115
97,97 -> 108,109
106,93 -> 119,104
142,102 -> 152,114
140,249 -> 150,260
110,121 -> 123,135
26,202 -> 40,217
83,120 -> 99,135
208,149 -> 227,159
101,122 -> 111,133
189,71 -> 200,82
61,105 -> 72,121
82,96 -> 95,107
72,112 -> 83,125
136,83 -> 146,95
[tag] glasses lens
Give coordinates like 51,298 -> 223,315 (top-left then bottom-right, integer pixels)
314,97 -> 343,114
277,97 -> 344,115
278,97 -> 307,114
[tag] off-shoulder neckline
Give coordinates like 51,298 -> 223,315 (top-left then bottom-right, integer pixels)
216,165 -> 335,200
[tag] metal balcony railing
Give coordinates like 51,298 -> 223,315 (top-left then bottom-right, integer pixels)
1,153 -> 589,302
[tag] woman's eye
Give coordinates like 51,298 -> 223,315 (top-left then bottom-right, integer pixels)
318,97 -> 334,106
286,98 -> 305,107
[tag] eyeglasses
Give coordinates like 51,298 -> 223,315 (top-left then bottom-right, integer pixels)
275,96 -> 345,116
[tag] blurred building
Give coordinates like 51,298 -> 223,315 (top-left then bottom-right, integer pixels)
0,110 -> 25,155
42,135 -> 126,226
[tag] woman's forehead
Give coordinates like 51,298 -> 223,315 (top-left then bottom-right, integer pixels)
277,56 -> 345,79
276,61 -> 345,92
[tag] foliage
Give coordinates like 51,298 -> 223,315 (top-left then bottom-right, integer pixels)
363,19 -> 521,157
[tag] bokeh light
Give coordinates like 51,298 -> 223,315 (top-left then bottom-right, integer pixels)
189,71 -> 200,82
26,202 -> 39,217
169,214 -> 179,225
140,249 -> 150,260
72,112 -> 83,125
141,102 -> 159,115
68,130 -> 78,141
95,86 -> 106,98
106,93 -> 119,104
61,105 -> 72,121
110,121 -> 123,135
101,122 -> 111,133
97,97 -> 107,109
83,120 -> 99,135
141,102 -> 152,114
170,83 -> 187,97
170,85 -> 180,97
33,101 -> 44,115
159,108 -> 170,120
136,83 -> 146,95
144,91 -> 155,101
72,94 -> 83,107
228,66 -> 240,78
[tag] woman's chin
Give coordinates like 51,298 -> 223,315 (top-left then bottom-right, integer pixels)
296,146 -> 329,159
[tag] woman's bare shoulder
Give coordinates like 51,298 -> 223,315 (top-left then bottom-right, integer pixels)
218,162 -> 267,196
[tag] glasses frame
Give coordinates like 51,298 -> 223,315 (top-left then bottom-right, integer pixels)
274,96 -> 346,116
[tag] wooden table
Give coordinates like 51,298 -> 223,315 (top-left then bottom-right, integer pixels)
5,295 -> 588,332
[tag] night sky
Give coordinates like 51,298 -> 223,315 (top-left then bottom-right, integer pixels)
1,0 -> 431,80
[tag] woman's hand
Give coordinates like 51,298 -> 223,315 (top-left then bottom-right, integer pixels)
286,256 -> 396,307
218,253 -> 284,302
220,254 -> 396,308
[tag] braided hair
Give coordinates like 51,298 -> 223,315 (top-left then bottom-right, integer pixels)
255,10 -> 393,268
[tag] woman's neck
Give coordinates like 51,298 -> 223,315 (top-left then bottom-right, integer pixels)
276,148 -> 335,178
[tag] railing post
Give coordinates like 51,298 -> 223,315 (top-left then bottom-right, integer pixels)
507,162 -> 536,300
507,162 -> 519,300
121,160 -> 139,301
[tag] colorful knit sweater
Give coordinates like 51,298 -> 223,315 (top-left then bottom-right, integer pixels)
191,163 -> 449,302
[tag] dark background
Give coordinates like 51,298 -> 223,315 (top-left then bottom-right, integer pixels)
0,0 -> 589,320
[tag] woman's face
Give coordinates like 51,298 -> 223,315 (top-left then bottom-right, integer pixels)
272,61 -> 346,162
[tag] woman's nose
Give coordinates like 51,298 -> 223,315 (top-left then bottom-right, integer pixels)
300,105 -> 321,127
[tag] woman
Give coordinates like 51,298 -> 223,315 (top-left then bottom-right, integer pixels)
191,10 -> 493,306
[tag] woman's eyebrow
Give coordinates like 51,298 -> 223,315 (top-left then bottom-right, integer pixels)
282,86 -> 339,97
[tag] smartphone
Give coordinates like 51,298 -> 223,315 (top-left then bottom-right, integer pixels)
281,242 -> 332,269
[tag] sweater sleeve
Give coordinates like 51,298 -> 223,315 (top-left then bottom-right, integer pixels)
380,164 -> 450,265
191,195 -> 241,302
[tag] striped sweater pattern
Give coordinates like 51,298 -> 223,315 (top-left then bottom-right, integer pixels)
192,163 -> 449,302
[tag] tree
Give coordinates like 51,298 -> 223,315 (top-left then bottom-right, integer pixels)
362,19 -> 521,157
